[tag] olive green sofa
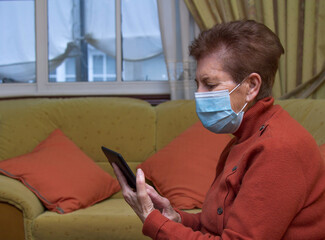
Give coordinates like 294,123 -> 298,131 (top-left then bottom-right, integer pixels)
0,97 -> 324,240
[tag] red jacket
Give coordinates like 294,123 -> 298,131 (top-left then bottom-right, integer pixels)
143,97 -> 325,239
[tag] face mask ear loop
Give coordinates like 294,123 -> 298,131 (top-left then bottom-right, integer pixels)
239,102 -> 248,112
230,76 -> 250,95
229,83 -> 241,95
234,102 -> 248,115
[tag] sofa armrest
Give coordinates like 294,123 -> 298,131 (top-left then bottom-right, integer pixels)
0,175 -> 44,220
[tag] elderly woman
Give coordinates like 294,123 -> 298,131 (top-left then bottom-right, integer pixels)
113,20 -> 325,239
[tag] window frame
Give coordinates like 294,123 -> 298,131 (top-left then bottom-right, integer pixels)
0,0 -> 170,98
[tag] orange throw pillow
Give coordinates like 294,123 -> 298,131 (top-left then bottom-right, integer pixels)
0,129 -> 120,214
138,121 -> 231,209
320,144 -> 325,160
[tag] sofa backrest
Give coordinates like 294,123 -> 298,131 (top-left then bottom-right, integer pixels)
0,97 -> 324,176
275,99 -> 325,145
155,100 -> 198,151
0,97 -> 156,174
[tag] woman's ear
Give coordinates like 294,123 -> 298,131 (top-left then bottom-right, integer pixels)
245,73 -> 261,102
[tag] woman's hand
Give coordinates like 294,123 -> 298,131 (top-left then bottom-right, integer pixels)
113,163 -> 154,222
113,163 -> 181,223
146,184 -> 181,223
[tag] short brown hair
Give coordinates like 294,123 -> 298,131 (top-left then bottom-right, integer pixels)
189,20 -> 284,100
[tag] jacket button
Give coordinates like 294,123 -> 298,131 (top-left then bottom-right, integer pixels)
232,166 -> 238,171
259,125 -> 265,131
217,207 -> 223,215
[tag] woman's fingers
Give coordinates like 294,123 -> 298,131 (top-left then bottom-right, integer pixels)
136,169 -> 155,222
112,163 -> 134,201
113,165 -> 154,223
112,163 -> 128,188
145,182 -> 181,223
146,185 -> 169,209
113,166 -> 180,223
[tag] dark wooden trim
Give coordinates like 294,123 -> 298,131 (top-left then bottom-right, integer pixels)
0,94 -> 171,106
0,202 -> 25,240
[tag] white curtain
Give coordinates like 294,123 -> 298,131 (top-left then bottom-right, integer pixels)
0,0 -> 74,82
85,0 -> 163,61
157,0 -> 199,100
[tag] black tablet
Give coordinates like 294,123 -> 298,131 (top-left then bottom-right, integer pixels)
101,146 -> 136,190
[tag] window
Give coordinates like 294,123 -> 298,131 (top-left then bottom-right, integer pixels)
0,0 -> 170,97
0,0 -> 36,84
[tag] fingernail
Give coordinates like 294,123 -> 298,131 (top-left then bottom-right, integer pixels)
137,168 -> 143,176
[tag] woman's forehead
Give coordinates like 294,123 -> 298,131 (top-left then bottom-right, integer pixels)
196,56 -> 231,80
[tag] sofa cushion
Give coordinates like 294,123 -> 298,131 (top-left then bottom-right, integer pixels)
0,129 -> 120,214
32,199 -> 148,240
32,198 -> 201,240
138,121 -> 231,209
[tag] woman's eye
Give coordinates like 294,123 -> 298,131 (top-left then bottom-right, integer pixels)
207,84 -> 217,90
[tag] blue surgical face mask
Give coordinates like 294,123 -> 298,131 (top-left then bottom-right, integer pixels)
195,83 -> 247,134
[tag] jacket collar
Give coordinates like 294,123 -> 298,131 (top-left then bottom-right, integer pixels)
234,97 -> 278,143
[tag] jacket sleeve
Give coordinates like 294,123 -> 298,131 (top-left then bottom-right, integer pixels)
176,209 -> 201,231
143,210 -> 219,240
